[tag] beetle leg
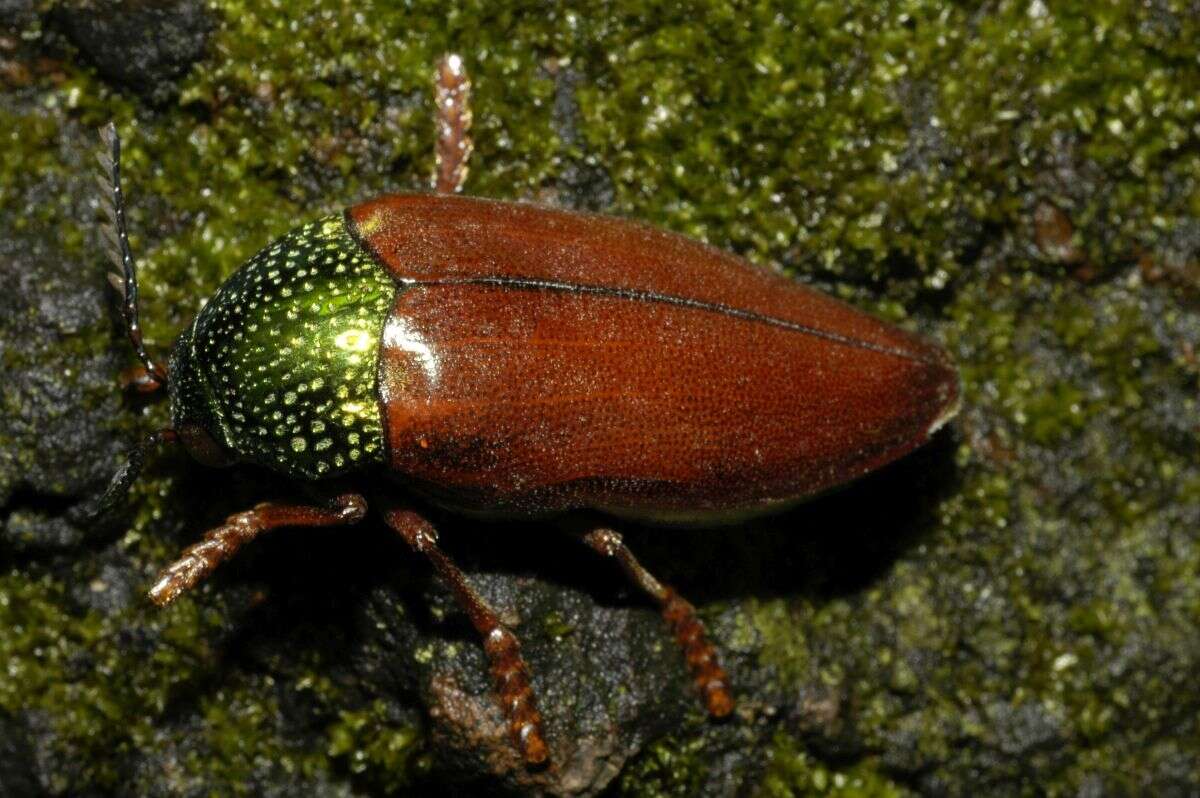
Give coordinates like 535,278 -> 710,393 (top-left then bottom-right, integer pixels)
380,506 -> 548,766
148,493 -> 367,606
119,364 -> 168,394
433,53 -> 473,194
580,528 -> 734,718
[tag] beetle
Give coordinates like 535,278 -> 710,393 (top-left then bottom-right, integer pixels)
93,55 -> 960,766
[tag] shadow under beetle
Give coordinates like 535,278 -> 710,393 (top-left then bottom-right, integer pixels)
94,54 -> 960,766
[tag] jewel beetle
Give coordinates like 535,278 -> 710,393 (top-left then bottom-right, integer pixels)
94,55 -> 960,766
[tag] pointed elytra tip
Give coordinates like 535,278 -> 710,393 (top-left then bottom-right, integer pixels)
926,379 -> 963,437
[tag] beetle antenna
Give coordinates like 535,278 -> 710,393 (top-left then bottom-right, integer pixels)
97,123 -> 169,390
88,428 -> 179,519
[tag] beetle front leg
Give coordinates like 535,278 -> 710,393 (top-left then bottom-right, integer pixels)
148,493 -> 367,606
580,528 -> 734,718
380,506 -> 549,766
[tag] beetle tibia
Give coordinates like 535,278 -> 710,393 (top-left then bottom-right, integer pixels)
580,528 -> 735,718
381,506 -> 550,765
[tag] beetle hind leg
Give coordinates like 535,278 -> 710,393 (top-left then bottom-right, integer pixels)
148,493 -> 367,606
581,528 -> 734,718
381,506 -> 548,766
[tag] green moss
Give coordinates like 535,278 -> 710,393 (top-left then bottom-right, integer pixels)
616,734 -> 709,798
0,571 -> 218,792
541,609 -> 576,640
187,681 -> 330,795
327,700 -> 428,793
758,732 -> 908,798
744,598 -> 813,687
4,0 -> 1200,792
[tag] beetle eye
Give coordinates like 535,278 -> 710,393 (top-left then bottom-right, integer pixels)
178,423 -> 233,467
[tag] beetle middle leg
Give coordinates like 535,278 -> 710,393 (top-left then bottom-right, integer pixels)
580,528 -> 734,718
148,493 -> 367,606
380,505 -> 549,766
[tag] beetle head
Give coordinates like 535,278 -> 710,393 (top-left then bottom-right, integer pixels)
167,324 -> 234,468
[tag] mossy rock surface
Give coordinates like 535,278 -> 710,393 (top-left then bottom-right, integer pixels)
2,1 -> 1199,795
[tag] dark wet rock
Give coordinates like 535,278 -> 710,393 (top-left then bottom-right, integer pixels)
124,716 -> 359,798
546,63 -> 616,213
360,553 -> 694,796
0,0 -> 36,30
69,549 -> 138,614
4,504 -> 86,552
0,710 -> 38,798
0,224 -> 123,552
52,0 -> 211,103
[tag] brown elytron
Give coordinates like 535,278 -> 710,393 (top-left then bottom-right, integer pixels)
353,194 -> 959,518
